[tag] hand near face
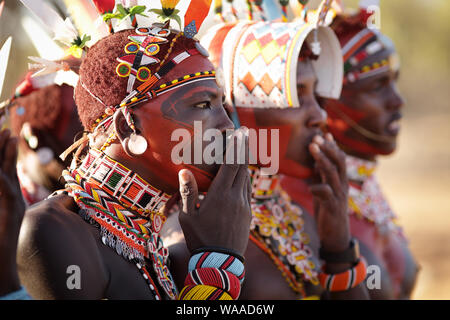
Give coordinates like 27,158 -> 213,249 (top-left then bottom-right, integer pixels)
0,129 -> 26,296
177,127 -> 252,256
309,133 -> 351,253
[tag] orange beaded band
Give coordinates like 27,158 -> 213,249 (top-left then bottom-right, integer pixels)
319,257 -> 368,292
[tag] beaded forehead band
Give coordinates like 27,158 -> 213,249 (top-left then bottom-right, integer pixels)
341,26 -> 400,84
81,24 -> 216,135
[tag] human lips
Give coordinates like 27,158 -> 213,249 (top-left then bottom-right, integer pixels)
385,113 -> 402,136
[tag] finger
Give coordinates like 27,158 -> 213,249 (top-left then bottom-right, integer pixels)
232,128 -> 249,188
210,127 -> 247,190
309,183 -> 334,203
178,169 -> 199,215
309,142 -> 341,194
315,134 -> 347,181
246,172 -> 252,206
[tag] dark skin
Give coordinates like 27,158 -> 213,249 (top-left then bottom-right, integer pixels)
325,48 -> 404,159
0,129 -> 25,296
322,47 -> 419,299
18,85 -> 84,193
162,60 -> 369,299
16,55 -> 252,299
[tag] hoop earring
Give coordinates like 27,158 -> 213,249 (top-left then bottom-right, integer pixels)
126,132 -> 148,156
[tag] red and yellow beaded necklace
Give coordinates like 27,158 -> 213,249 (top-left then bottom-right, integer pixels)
63,148 -> 178,300
249,167 -> 320,297
346,155 -> 405,238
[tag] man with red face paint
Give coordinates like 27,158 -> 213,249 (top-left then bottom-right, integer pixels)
163,16 -> 369,299
316,9 -> 419,299
11,0 -> 252,299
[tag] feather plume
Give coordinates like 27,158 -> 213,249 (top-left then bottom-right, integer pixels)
0,37 -> 12,97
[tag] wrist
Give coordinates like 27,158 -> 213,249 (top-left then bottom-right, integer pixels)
320,238 -> 360,266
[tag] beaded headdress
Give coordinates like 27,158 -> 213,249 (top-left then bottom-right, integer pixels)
201,0 -> 343,109
14,0 -> 217,160
323,0 -> 402,152
76,0 -> 216,137
332,0 -> 400,84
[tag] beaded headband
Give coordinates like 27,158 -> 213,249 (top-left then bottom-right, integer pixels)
81,0 -> 216,135
201,0 -> 343,109
336,1 -> 400,84
201,20 -> 342,109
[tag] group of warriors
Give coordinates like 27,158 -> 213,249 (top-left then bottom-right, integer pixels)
0,0 -> 418,300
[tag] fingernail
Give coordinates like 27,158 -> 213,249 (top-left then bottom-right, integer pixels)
178,169 -> 191,184
314,135 -> 324,145
325,133 -> 334,142
310,143 -> 320,153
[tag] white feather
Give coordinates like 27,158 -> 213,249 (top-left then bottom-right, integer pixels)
21,16 -> 65,61
28,56 -> 68,77
0,37 -> 12,97
29,70 -> 78,89
19,0 -> 79,46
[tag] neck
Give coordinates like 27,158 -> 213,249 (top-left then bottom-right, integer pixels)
74,148 -> 171,217
104,146 -> 179,195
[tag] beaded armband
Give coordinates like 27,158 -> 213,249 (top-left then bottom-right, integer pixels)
318,257 -> 368,292
179,251 -> 245,300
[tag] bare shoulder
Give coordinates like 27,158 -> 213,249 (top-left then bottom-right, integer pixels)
19,194 -> 92,257
18,194 -> 109,299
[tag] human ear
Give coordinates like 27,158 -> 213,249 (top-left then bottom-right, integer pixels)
113,110 -> 148,157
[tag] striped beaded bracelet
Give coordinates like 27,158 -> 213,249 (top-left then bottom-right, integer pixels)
318,257 -> 368,292
179,284 -> 233,300
188,251 -> 245,284
184,267 -> 241,299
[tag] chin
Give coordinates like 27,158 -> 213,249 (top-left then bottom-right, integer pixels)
377,145 -> 397,156
372,138 -> 398,156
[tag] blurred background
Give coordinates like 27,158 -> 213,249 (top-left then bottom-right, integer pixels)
0,0 -> 449,299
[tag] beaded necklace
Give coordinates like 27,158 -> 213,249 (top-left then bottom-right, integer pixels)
63,148 -> 178,300
346,155 -> 405,239
249,167 -> 319,297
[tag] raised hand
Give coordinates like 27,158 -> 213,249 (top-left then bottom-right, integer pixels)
177,127 -> 252,256
309,133 -> 351,254
0,129 -> 26,296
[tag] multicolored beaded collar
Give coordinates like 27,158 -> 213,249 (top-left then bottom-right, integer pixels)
63,148 -> 178,300
346,155 -> 405,238
249,167 -> 320,297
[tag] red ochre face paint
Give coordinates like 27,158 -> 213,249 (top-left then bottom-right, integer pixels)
132,76 -> 233,193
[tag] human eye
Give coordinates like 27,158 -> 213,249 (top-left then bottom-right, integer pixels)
194,101 -> 211,109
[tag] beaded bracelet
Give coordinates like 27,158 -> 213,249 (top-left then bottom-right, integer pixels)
179,284 -> 233,300
319,257 -> 368,292
179,251 -> 245,300
188,251 -> 245,284
184,267 -> 241,299
190,246 -> 245,263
